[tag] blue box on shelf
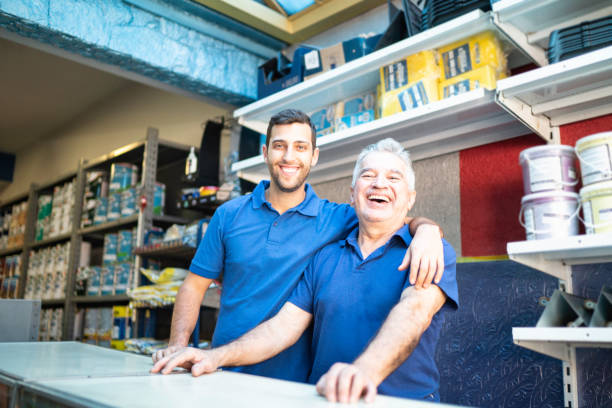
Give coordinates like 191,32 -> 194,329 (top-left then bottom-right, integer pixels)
257,46 -> 317,99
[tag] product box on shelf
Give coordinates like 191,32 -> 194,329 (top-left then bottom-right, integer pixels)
437,31 -> 507,82
439,65 -> 504,99
257,46 -> 317,99
303,34 -> 382,81
310,105 -> 336,137
380,50 -> 440,93
380,77 -> 439,117
111,305 -> 132,349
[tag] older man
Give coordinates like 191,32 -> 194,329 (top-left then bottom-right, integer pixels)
152,138 -> 458,403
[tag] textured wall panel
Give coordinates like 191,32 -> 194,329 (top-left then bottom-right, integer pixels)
560,113 -> 612,146
459,134 -> 544,256
0,0 -> 262,104
570,263 -> 612,408
437,261 -> 563,407
312,153 -> 462,254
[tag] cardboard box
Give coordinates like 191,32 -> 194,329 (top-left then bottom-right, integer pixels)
310,105 -> 336,137
380,50 -> 440,93
439,65 -> 505,99
304,35 -> 382,81
381,77 -> 439,117
335,110 -> 376,132
438,31 -> 507,81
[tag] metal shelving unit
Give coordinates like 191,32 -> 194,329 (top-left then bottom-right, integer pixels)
235,89 -> 531,184
133,240 -> 197,261
512,327 -> 612,361
30,232 -> 73,250
497,46 -> 612,143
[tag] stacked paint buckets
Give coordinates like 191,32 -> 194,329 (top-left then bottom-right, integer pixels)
519,131 -> 612,240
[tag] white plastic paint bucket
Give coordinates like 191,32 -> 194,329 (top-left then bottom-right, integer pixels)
580,181 -> 612,234
575,131 -> 612,186
520,191 -> 580,240
519,145 -> 578,194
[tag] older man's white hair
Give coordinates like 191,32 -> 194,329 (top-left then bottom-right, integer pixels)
351,138 -> 415,190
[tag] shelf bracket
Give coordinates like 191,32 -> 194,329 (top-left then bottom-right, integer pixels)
513,338 -> 567,361
563,347 -> 579,408
492,12 -> 548,67
496,93 -> 554,143
508,253 -> 571,282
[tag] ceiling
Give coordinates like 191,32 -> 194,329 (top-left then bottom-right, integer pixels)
0,36 -> 130,154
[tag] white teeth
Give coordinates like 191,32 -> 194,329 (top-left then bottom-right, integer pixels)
368,195 -> 390,202
281,167 -> 298,174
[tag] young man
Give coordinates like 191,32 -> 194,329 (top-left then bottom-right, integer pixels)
152,138 -> 458,403
153,110 -> 446,383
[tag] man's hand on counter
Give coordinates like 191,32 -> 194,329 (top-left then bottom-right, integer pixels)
152,345 -> 183,364
150,347 -> 221,376
315,362 -> 377,404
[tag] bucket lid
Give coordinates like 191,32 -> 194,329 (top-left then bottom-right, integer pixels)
575,131 -> 612,149
580,180 -> 612,198
521,190 -> 580,204
519,144 -> 575,163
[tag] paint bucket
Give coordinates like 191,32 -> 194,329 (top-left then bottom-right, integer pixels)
520,191 -> 580,240
519,145 -> 578,194
575,131 -> 612,186
580,181 -> 612,234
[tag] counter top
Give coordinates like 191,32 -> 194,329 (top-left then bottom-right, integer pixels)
0,342 -> 151,382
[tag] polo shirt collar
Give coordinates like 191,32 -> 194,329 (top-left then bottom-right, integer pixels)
342,224 -> 413,249
251,180 -> 320,217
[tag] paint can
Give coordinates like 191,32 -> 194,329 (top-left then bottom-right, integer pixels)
575,131 -> 612,186
520,191 -> 580,240
580,181 -> 612,234
519,145 -> 578,194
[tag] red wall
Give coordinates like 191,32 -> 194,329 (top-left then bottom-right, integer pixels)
459,114 -> 612,257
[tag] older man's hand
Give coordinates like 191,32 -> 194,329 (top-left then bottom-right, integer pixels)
399,224 -> 444,289
316,362 -> 377,404
150,347 -> 221,376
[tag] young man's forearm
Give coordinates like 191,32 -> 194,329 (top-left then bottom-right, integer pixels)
407,216 -> 444,238
353,286 -> 446,385
213,303 -> 311,367
168,274 -> 212,346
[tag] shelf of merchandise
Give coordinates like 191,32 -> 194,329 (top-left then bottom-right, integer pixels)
492,0 -> 612,66
129,286 -> 220,310
41,299 -> 66,307
0,189 -> 37,301
176,193 -> 223,211
497,46 -> 612,143
133,240 -> 197,261
72,294 -> 131,304
506,233 -> 612,282
236,89 -> 532,184
30,232 -> 72,250
79,215 -> 187,238
231,9 -> 536,184
0,245 -> 23,257
512,327 -> 612,361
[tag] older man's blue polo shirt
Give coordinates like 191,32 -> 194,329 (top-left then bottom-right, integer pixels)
288,225 -> 458,400
190,181 -> 357,382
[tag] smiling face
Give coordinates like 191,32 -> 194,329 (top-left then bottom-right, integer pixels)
351,151 -> 416,226
262,122 -> 319,193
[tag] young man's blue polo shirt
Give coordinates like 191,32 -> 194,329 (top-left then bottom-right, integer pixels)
189,180 -> 357,382
288,225 -> 458,400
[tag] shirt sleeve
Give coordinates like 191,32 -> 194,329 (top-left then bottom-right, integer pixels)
288,259 -> 316,314
189,205 -> 226,279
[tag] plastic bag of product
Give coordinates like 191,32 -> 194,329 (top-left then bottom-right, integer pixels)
140,267 -> 189,284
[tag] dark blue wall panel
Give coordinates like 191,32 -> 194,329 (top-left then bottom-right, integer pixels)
436,261 -> 563,407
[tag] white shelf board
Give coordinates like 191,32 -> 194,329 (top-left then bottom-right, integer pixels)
492,0 -> 612,65
233,89 -> 532,184
234,9 -> 530,135
507,233 -> 612,280
513,327 -> 612,360
497,47 -> 612,133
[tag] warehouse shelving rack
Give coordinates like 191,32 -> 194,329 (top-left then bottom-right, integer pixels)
67,128 -> 196,342
231,1 -> 612,406
0,188 -> 36,300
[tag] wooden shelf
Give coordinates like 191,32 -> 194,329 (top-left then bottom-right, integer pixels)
133,240 -> 196,260
0,245 -> 23,257
30,232 -> 72,249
